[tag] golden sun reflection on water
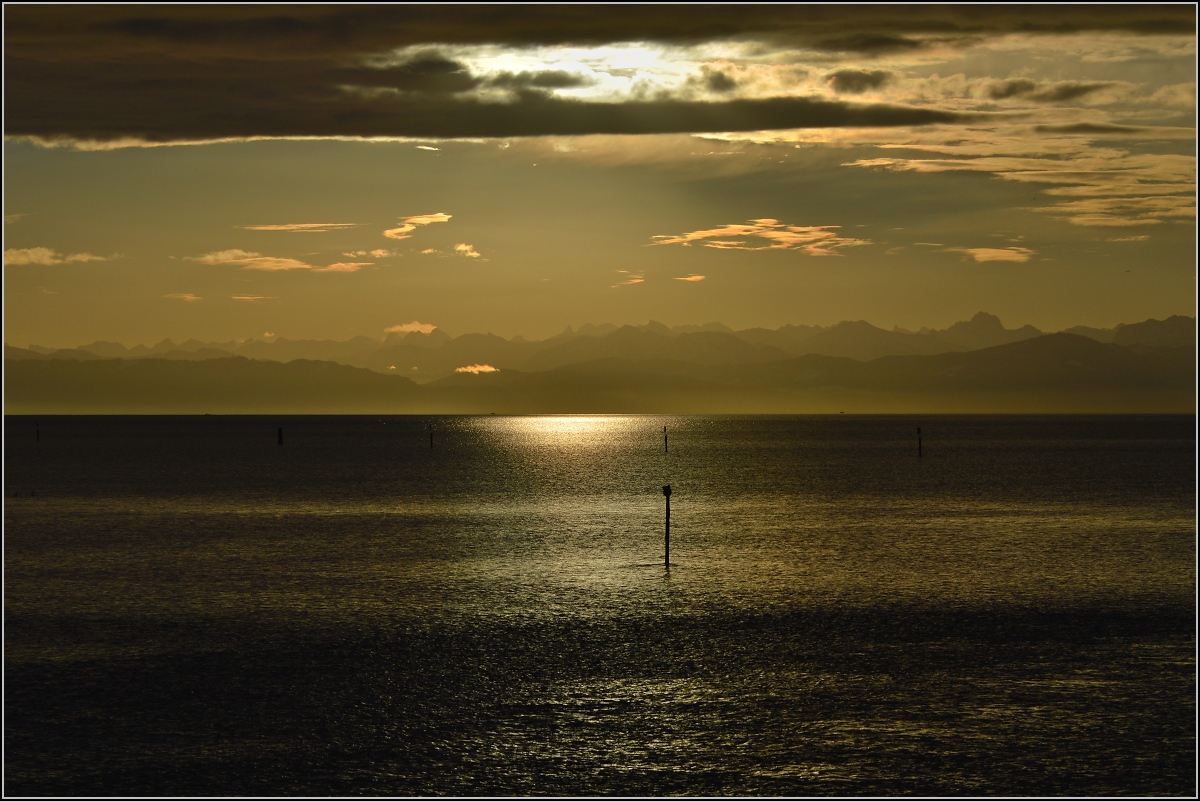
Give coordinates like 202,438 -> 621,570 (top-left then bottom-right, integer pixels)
469,414 -> 658,448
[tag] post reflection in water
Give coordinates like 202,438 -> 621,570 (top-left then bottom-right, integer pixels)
3,414 -> 1194,796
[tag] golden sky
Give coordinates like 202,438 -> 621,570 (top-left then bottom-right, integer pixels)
3,5 -> 1195,347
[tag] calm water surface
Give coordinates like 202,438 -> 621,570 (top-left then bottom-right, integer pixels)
4,415 -> 1195,795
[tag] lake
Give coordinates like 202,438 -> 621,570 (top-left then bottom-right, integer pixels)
4,414 -> 1195,795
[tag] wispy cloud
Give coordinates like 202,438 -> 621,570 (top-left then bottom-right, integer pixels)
188,249 -> 364,271
945,246 -> 1036,263
455,363 -> 498,373
985,78 -> 1119,103
651,219 -> 870,255
383,212 -> 452,240
4,247 -> 114,265
240,223 -> 359,232
1107,235 -> 1149,242
346,249 -> 398,257
164,293 -> 202,302
674,274 -> 707,281
231,295 -> 276,302
416,145 -> 440,151
612,269 -> 645,287
839,126 -> 1195,228
189,249 -> 314,270
386,321 -> 437,334
5,213 -> 26,224
313,261 -> 371,272
418,243 -> 485,259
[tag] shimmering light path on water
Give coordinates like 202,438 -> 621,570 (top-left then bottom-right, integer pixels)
4,415 -> 1195,795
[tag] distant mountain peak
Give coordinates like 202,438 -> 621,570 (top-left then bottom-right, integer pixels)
954,312 -> 1004,331
642,320 -> 672,335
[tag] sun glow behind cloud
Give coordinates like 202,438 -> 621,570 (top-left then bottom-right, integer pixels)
368,42 -> 716,104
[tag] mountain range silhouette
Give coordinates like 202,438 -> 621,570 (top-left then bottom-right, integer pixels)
5,313 -> 1194,413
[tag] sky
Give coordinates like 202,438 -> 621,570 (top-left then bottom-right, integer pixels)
3,4 -> 1196,348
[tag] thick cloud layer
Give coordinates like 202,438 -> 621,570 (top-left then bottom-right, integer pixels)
5,4 -> 1192,143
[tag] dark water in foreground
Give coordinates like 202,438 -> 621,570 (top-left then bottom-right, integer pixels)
4,414 -> 1195,796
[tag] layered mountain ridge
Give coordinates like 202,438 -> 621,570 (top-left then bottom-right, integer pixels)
5,313 -> 1194,414
8,313 -> 1195,383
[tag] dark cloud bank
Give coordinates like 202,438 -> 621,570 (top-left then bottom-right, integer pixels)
5,4 -> 1192,143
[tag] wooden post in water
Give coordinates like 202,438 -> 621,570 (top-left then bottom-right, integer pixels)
917,426 -> 922,458
278,427 -> 283,445
664,425 -> 668,453
429,422 -> 434,449
662,484 -> 672,568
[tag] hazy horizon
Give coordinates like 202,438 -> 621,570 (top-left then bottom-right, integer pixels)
8,310 -> 1194,353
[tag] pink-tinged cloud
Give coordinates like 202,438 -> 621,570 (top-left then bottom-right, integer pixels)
454,243 -> 482,258
383,212 -> 452,240
313,261 -> 371,272
231,295 -> 276,301
674,274 -> 707,281
189,249 -> 314,270
344,249 -> 397,257
5,247 -> 114,265
612,270 -> 645,287
946,246 -> 1036,263
386,321 -> 437,334
240,223 -> 359,232
164,293 -> 202,302
455,364 -> 498,374
651,219 -> 870,255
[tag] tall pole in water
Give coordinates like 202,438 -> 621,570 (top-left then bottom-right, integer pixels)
662,484 -> 671,568
429,421 -> 434,449
664,425 -> 668,453
917,426 -> 922,458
